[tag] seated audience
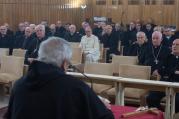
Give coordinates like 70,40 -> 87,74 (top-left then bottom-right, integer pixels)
101,25 -> 120,62
162,27 -> 175,48
147,39 -> 179,112
14,27 -> 34,49
56,20 -> 66,38
25,24 -> 48,64
127,31 -> 149,65
64,24 -> 81,42
123,21 -> 137,55
0,25 -> 14,55
49,24 -> 60,37
41,20 -> 51,37
79,21 -> 89,36
93,22 -> 103,40
5,37 -> 114,119
143,31 -> 170,76
15,22 -> 25,38
80,26 -> 100,63
144,23 -> 153,41
4,23 -> 14,36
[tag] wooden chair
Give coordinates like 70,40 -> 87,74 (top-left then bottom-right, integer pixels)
99,44 -> 109,63
70,42 -> 80,48
112,55 -> 138,75
0,56 -> 24,95
0,56 -> 24,84
0,48 -> 9,65
71,47 -> 82,64
12,49 -> 26,57
106,64 -> 151,106
84,63 -> 114,95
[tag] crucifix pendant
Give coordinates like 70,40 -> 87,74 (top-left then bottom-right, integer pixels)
154,59 -> 159,64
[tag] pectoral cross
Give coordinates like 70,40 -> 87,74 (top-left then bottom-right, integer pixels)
154,59 -> 159,64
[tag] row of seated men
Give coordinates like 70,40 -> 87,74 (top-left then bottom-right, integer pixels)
1,20 -> 179,112
1,20 -> 179,60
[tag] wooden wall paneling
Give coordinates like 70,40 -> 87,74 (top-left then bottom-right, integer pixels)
141,5 -> 151,24
149,5 -> 163,25
176,0 -> 179,30
162,5 -> 176,25
0,0 -> 178,31
126,5 -> 141,23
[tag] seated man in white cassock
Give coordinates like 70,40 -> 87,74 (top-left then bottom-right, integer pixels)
80,26 -> 100,63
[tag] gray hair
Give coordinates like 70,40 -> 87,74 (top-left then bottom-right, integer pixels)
136,31 -> 148,42
35,24 -> 45,32
38,37 -> 72,66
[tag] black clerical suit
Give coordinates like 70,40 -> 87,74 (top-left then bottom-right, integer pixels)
14,35 -> 34,49
4,61 -> 114,119
25,37 -> 47,64
143,44 -> 171,73
64,32 -> 82,42
147,54 -> 179,112
162,35 -> 175,49
93,27 -> 103,40
101,32 -> 120,62
0,33 -> 14,55
15,31 -> 25,38
127,42 -> 149,65
56,26 -> 66,38
123,28 -> 137,55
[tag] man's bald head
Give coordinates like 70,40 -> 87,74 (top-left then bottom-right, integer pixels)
152,31 -> 163,47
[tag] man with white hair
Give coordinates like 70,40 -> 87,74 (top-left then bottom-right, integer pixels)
143,31 -> 170,76
80,26 -> 100,63
25,24 -> 48,64
64,24 -> 81,42
5,37 -> 114,119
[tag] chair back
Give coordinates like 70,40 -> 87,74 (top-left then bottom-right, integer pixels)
0,56 -> 24,78
118,64 -> 151,105
119,65 -> 151,80
70,42 -> 80,48
112,55 -> 138,75
12,49 -> 26,57
71,48 -> 82,64
0,48 -> 9,65
84,63 -> 113,76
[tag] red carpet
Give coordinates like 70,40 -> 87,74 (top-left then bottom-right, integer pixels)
0,106 -> 164,119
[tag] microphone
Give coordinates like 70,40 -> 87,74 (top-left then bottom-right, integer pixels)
68,63 -> 94,90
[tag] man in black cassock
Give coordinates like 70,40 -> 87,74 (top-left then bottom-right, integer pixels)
127,31 -> 149,65
143,31 -> 171,75
101,25 -> 120,62
0,25 -> 14,55
147,39 -> 179,112
4,37 -> 114,119
15,23 -> 25,38
14,27 -> 34,49
123,21 -> 137,55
